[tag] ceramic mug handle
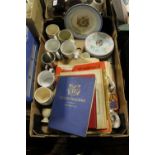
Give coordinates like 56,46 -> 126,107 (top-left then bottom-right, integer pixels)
49,68 -> 55,75
48,68 -> 56,90
45,64 -> 49,70
73,48 -> 82,59
55,51 -> 62,60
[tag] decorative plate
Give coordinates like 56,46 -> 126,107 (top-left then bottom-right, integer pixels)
64,4 -> 103,39
85,32 -> 114,58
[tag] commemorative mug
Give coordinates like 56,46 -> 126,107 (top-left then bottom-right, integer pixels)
37,69 -> 55,88
45,24 -> 60,39
60,40 -> 80,59
41,52 -> 56,69
45,39 -> 62,60
57,29 -> 74,43
34,87 -> 54,106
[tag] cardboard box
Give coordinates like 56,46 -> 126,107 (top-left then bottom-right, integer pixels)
26,0 -> 44,41
44,0 -> 107,20
29,21 -> 128,138
29,0 -> 128,138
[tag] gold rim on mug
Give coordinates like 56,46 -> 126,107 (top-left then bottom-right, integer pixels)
46,24 -> 60,38
34,87 -> 53,105
45,39 -> 61,52
60,40 -> 76,59
58,29 -> 73,42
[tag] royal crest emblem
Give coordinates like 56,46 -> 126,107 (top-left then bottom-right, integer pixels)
68,84 -> 81,96
77,16 -> 89,27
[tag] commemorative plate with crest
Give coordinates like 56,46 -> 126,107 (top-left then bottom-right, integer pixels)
85,32 -> 114,58
64,4 -> 103,39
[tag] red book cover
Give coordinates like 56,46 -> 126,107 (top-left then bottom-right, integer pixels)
88,93 -> 97,129
56,62 -> 105,76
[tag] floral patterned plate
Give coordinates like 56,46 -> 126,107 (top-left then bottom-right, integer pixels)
85,32 -> 114,58
64,4 -> 103,39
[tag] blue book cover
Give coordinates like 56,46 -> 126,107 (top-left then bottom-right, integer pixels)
26,26 -> 39,103
49,76 -> 95,137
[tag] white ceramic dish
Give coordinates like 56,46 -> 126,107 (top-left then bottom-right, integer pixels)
64,4 -> 103,39
85,32 -> 114,58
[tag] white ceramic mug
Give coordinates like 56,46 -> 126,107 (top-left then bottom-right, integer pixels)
45,39 -> 61,60
34,87 -> 54,106
46,24 -> 60,39
60,40 -> 79,59
37,69 -> 55,88
57,29 -> 74,43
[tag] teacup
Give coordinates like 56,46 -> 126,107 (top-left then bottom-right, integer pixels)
60,40 -> 78,59
34,87 -> 54,106
57,29 -> 74,43
45,24 -> 60,39
45,39 -> 61,60
37,70 -> 55,88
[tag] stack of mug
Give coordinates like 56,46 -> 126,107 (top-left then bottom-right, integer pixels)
33,23 -> 92,126
33,67 -> 55,124
33,24 -> 82,125
45,24 -> 81,60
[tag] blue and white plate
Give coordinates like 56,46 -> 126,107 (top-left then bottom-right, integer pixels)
64,4 -> 103,39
